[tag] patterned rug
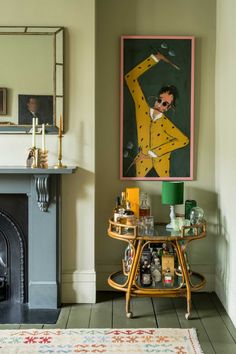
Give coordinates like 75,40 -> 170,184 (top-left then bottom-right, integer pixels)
0,328 -> 204,353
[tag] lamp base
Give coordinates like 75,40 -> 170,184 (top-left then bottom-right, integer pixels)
166,205 -> 175,229
166,222 -> 173,229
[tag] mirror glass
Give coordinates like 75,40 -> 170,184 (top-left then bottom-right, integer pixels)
0,26 -> 64,134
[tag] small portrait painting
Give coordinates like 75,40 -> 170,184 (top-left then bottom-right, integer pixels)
18,94 -> 53,125
0,88 -> 7,115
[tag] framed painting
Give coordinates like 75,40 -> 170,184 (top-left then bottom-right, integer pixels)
120,36 -> 194,180
18,94 -> 53,126
0,88 -> 7,115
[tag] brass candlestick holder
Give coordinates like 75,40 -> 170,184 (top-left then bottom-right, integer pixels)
54,116 -> 67,169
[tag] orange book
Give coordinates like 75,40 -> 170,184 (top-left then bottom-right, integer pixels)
126,187 -> 140,218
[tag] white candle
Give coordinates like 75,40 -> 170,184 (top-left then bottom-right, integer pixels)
35,117 -> 38,126
32,118 -> 36,148
42,124 -> 45,152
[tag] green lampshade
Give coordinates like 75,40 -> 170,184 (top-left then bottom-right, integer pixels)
162,182 -> 184,205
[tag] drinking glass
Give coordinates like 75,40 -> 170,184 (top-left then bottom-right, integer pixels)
144,216 -> 154,236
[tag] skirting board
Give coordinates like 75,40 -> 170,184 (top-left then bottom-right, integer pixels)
61,270 -> 96,304
215,275 -> 236,328
96,263 -> 215,292
29,281 -> 58,309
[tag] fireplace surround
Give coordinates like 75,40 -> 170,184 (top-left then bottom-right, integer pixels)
0,167 -> 76,312
0,195 -> 28,304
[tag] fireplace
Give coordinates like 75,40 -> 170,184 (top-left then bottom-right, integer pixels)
0,167 -> 76,323
0,194 -> 28,304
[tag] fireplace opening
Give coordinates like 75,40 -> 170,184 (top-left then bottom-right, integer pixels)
0,194 -> 28,304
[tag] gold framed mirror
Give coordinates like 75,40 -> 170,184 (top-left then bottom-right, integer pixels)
0,26 -> 64,134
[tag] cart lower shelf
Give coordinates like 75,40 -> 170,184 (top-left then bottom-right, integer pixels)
108,270 -> 206,319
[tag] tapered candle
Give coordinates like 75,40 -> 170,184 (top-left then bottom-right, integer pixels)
42,124 -> 45,152
32,118 -> 36,148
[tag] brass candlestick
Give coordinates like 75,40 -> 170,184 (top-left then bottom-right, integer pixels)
54,115 -> 67,169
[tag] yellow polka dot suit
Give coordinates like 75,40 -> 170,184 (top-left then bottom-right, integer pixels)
125,55 -> 189,177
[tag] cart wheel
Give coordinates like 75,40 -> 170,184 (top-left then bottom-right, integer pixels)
185,312 -> 191,320
126,312 -> 133,319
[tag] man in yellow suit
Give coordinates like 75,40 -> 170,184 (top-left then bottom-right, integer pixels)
125,52 -> 189,178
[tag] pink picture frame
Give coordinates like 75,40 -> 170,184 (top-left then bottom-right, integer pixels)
120,36 -> 195,180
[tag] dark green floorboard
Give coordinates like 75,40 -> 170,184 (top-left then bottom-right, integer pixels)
173,296 -> 215,354
192,293 -> 236,354
0,292 -> 235,353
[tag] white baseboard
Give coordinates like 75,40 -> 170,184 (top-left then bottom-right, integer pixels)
61,270 -> 96,303
96,263 -> 215,292
215,274 -> 236,328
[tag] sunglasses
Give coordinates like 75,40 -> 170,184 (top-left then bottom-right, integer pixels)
156,98 -> 171,107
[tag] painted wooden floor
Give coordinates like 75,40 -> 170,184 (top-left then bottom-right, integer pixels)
0,292 -> 236,354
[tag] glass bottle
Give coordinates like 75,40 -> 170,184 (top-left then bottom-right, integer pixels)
151,257 -> 162,286
163,268 -> 174,287
120,192 -> 126,210
119,201 -> 135,225
139,192 -> 151,217
140,259 -> 152,287
124,243 -> 133,274
113,196 -> 121,222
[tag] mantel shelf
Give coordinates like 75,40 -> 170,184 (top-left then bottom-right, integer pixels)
0,166 -> 77,212
0,166 -> 77,174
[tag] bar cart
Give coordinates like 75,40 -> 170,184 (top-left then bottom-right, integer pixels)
107,220 -> 206,319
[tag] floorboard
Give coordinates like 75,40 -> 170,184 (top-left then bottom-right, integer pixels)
66,304 -> 92,328
90,291 -> 113,328
20,324 -> 43,329
0,324 -> 20,330
43,306 -> 71,329
0,291 -> 235,354
173,296 -> 215,354
113,295 -> 157,328
210,292 -> 236,342
152,297 -> 180,328
193,293 -> 236,354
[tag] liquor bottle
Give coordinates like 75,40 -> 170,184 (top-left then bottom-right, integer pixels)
163,268 -> 174,287
120,192 -> 126,210
139,192 -> 151,217
113,196 -> 121,222
119,201 -> 135,225
140,259 -> 152,287
151,257 -> 162,286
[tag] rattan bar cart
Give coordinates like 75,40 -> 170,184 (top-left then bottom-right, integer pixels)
107,220 -> 206,320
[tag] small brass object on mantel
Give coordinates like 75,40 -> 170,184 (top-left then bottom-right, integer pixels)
54,114 -> 67,169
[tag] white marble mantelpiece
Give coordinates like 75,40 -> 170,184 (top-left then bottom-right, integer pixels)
0,166 -> 77,309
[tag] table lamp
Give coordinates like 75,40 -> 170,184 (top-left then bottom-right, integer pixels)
162,181 -> 184,229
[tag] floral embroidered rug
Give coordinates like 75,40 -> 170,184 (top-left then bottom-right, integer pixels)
0,328 -> 204,353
